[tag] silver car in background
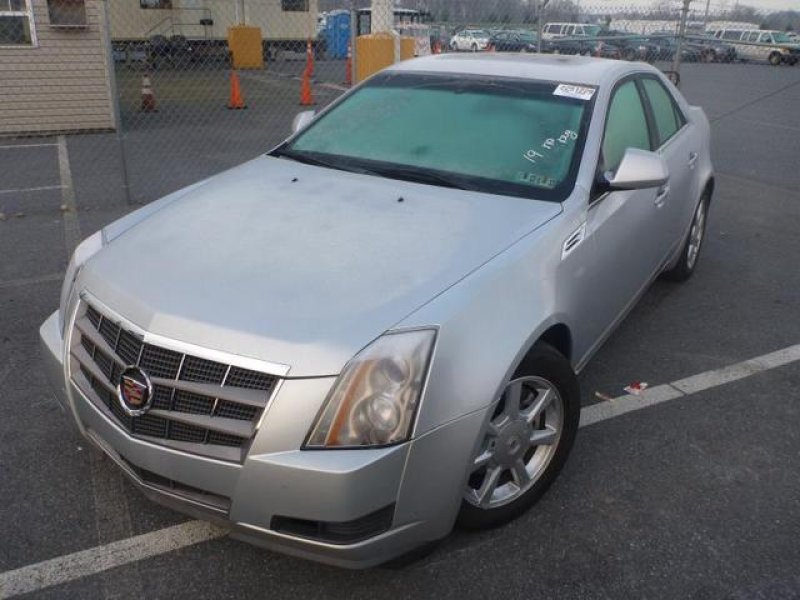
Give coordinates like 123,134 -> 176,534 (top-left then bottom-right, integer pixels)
40,54 -> 713,568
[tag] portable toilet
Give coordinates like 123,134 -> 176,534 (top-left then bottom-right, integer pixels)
325,10 -> 351,59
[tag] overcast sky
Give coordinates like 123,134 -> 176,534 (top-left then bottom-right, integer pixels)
583,0 -> 798,12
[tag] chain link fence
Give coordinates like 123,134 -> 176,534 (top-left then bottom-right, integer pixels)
1,0 -> 799,210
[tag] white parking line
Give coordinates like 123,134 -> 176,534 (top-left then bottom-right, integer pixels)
580,344 -> 800,427
0,143 -> 58,150
0,521 -> 227,599
57,136 -> 81,256
0,343 -> 798,598
0,273 -> 63,290
0,185 -> 65,195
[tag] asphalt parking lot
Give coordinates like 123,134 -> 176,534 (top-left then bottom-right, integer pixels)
0,62 -> 799,599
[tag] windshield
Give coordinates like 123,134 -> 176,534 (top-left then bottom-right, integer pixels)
277,73 -> 594,202
772,32 -> 792,43
584,25 -> 601,36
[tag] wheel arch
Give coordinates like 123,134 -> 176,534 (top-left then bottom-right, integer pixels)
702,176 -> 715,204
532,323 -> 573,364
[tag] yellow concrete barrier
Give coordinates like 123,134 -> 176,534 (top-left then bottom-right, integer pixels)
228,26 -> 264,70
355,33 -> 416,83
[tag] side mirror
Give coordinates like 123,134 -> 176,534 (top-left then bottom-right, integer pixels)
292,110 -> 316,135
605,148 -> 669,191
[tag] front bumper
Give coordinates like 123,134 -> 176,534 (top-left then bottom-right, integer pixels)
39,310 -> 484,568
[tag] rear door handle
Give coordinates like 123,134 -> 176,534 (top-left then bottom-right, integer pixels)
655,185 -> 670,207
688,152 -> 699,169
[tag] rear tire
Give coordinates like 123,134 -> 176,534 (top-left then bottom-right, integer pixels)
457,342 -> 580,530
662,192 -> 710,282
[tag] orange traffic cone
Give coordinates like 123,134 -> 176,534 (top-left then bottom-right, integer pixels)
305,39 -> 315,78
300,66 -> 315,106
344,41 -> 353,86
228,70 -> 247,109
141,74 -> 157,112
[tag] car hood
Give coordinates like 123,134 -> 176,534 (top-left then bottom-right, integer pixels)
80,156 -> 561,377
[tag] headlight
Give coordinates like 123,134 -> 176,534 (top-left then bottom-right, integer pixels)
304,329 -> 436,449
58,230 -> 104,333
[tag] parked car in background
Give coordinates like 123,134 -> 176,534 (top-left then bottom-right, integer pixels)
542,22 -> 602,40
450,29 -> 491,52
546,37 -> 622,59
491,30 -> 538,53
42,53 -> 714,569
711,28 -> 799,65
600,31 -> 662,61
686,35 -> 737,62
640,34 -> 705,62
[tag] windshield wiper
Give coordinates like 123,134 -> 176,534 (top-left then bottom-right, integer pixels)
364,166 -> 476,191
271,149 -> 356,173
273,150 -> 478,192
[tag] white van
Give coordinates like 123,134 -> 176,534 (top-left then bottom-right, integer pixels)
711,28 -> 799,65
542,23 -> 601,40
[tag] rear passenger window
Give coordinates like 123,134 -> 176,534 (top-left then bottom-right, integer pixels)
641,78 -> 684,146
602,81 -> 652,173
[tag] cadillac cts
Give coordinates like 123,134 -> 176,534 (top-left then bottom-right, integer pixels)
40,54 -> 713,568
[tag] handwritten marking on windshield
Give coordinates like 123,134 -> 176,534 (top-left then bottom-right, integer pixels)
523,130 -> 578,165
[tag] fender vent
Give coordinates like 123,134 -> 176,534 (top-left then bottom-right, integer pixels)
562,223 -> 586,259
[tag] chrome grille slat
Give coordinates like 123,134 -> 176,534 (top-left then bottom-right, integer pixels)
149,376 -> 272,408
74,317 -> 125,368
145,409 -> 255,438
69,300 -> 279,463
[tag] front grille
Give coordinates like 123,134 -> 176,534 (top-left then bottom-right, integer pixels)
69,301 -> 279,463
119,456 -> 231,513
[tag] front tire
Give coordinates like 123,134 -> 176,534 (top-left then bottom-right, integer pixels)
769,51 -> 782,66
458,342 -> 580,530
662,192 -> 710,282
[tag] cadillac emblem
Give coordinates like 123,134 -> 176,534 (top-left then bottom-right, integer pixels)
117,366 -> 154,417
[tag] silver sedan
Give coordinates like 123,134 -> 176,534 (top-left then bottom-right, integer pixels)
40,54 -> 713,568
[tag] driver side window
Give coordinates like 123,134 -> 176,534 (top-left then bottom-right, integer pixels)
602,80 -> 651,173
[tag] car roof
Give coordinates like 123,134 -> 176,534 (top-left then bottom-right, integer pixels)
386,53 -> 653,87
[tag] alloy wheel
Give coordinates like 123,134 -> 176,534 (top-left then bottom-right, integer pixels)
686,199 -> 707,271
465,376 -> 564,510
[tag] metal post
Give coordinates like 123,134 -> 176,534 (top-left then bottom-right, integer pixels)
350,4 -> 358,83
703,0 -> 711,29
234,0 -> 245,24
670,0 -> 691,85
102,0 -> 132,205
536,0 -> 542,54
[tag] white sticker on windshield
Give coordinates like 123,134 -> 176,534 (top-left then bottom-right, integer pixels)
553,84 -> 596,101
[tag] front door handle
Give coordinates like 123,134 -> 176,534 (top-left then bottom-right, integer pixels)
655,185 -> 670,207
688,152 -> 699,169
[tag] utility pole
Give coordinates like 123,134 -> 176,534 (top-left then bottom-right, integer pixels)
536,0 -> 550,53
670,0 -> 691,83
703,0 -> 711,29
